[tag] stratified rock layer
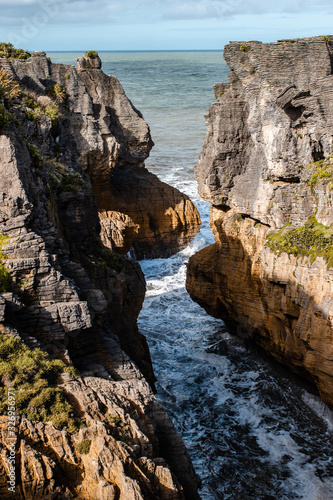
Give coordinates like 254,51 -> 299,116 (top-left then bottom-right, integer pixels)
11,51 -> 201,259
0,52 -> 199,498
74,52 -> 201,259
187,36 -> 333,408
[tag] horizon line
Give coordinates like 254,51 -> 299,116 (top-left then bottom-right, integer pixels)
46,49 -> 223,53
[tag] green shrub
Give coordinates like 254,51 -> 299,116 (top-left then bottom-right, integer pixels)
76,439 -> 91,454
107,414 -> 122,426
21,92 -> 38,109
266,216 -> 333,267
61,173 -> 84,193
22,92 -> 60,125
45,102 -> 60,125
86,50 -> 97,58
0,264 -> 12,293
26,142 -> 43,168
24,107 -> 43,121
241,44 -> 248,52
47,83 -> 66,103
0,333 -> 81,432
64,73 -> 70,79
0,42 -> 30,60
322,35 -> 330,43
0,103 -> 14,130
0,234 -> 12,292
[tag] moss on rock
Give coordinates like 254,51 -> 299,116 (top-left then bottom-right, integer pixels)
265,216 -> 333,267
307,155 -> 333,187
0,333 -> 81,433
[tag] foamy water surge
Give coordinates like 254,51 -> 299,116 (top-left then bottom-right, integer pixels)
138,193 -> 333,499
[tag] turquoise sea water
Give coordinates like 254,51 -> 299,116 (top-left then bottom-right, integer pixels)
48,51 -> 333,500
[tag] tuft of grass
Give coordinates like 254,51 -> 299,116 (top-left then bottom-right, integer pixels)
0,233 -> 12,293
0,103 -> 14,130
25,142 -> 43,168
61,173 -> 84,193
47,83 -> 66,103
76,439 -> 91,454
0,333 -> 81,432
241,44 -> 248,52
322,35 -> 330,43
64,73 -> 70,79
0,68 -> 21,101
22,92 -> 61,126
107,414 -> 122,426
45,102 -> 60,125
266,216 -> 333,267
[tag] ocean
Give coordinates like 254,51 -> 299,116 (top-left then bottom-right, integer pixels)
49,51 -> 333,500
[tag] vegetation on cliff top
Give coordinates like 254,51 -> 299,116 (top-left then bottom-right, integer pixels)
86,50 -> 98,58
0,42 -> 31,60
265,216 -> 333,267
0,333 -> 82,432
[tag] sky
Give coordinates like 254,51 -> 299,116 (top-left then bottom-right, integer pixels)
0,0 -> 333,51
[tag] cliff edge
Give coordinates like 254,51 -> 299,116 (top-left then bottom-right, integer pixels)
187,36 -> 333,409
0,49 -> 199,498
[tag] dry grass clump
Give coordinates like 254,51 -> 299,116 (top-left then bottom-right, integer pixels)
0,68 -> 20,100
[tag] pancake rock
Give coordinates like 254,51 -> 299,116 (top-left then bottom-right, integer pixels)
187,36 -> 333,408
76,51 -> 201,259
0,51 -> 199,498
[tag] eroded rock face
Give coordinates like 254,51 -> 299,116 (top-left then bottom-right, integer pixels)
187,36 -> 333,408
9,51 -> 200,259
0,367 -> 199,499
0,54 -> 199,498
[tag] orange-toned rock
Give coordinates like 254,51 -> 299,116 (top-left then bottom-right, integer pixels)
99,167 -> 201,259
187,36 -> 333,409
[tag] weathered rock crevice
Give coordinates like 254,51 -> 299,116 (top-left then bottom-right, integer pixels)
187,36 -> 333,409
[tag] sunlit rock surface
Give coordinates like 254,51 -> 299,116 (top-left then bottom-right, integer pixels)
187,36 -> 333,408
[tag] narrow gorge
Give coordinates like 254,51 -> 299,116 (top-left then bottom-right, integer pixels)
1,37 -> 333,500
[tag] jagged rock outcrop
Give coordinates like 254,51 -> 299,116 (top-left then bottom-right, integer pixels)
0,367 -> 198,499
30,49 -> 198,260
8,50 -> 201,260
187,36 -> 333,408
0,51 -> 200,498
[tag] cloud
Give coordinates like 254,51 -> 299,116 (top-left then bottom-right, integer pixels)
0,0 -> 332,29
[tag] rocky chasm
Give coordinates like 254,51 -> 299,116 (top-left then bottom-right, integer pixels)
0,50 -> 200,499
187,36 -> 333,409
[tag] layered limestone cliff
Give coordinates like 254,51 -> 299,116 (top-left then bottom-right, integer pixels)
11,51 -> 201,260
187,36 -> 333,408
0,50 -> 199,498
